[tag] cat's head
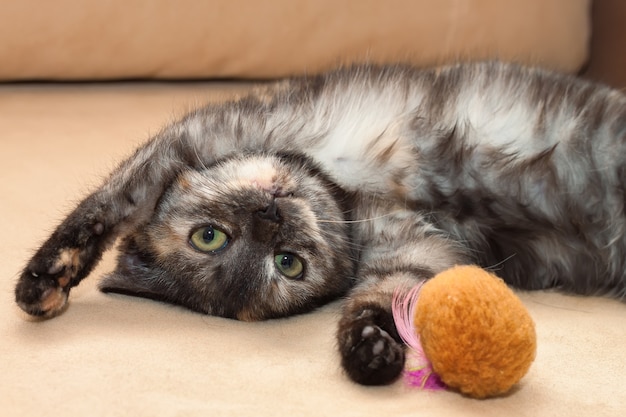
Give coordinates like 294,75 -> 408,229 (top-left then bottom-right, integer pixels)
100,153 -> 355,320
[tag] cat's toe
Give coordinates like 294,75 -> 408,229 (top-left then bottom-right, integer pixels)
339,316 -> 405,385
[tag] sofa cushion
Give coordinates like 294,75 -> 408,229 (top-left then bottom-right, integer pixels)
0,0 -> 590,80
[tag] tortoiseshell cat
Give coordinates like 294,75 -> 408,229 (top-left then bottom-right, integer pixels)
15,62 -> 626,385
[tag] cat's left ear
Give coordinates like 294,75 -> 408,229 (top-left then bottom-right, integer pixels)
98,237 -> 172,304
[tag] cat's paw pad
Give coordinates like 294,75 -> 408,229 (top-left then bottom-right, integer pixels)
340,320 -> 405,385
15,248 -> 80,317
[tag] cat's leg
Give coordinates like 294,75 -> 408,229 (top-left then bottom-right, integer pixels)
15,193 -> 118,317
14,121 -> 229,317
337,271 -> 423,385
337,208 -> 469,385
15,139 -> 183,316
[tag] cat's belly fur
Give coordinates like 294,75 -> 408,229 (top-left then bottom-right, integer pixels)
297,65 -> 626,295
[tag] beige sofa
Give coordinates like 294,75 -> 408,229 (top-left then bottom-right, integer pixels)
2,1 -> 624,416
0,0 -> 590,80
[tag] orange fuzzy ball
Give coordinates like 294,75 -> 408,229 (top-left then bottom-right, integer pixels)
414,265 -> 536,398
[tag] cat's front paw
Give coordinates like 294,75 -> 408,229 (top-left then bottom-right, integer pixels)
15,247 -> 84,317
338,307 -> 405,385
15,269 -> 69,317
15,197 -> 111,317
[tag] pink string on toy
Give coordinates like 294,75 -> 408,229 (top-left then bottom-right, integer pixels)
392,283 -> 446,391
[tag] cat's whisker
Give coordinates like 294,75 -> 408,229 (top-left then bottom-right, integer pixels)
484,253 -> 517,272
317,212 -> 396,224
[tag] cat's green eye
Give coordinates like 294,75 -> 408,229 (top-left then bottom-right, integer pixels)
274,253 -> 304,279
189,226 -> 229,253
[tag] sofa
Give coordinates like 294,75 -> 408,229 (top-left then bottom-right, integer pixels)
2,1 -> 624,416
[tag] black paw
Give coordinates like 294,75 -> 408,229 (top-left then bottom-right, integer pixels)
15,200 -> 110,318
15,264 -> 72,318
15,245 -> 85,317
338,308 -> 405,385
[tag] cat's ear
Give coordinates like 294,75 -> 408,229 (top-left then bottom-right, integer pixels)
98,237 -> 172,304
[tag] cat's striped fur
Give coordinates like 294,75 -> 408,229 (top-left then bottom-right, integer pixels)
15,62 -> 626,385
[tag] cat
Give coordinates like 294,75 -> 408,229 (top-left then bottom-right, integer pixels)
14,62 -> 626,386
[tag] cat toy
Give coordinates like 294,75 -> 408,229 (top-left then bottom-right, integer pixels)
392,265 -> 536,399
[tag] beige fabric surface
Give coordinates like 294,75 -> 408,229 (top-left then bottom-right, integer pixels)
2,83 -> 625,417
0,0 -> 590,80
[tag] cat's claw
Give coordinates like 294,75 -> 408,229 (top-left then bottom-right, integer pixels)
338,308 -> 405,385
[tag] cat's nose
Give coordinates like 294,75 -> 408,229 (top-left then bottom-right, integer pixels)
256,199 -> 281,223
